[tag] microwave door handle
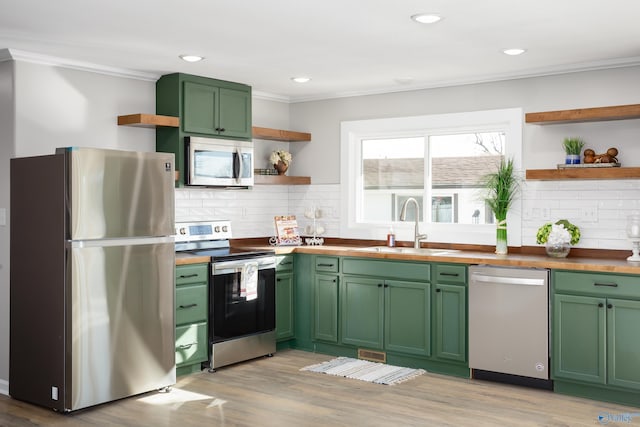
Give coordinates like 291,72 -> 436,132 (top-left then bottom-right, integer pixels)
233,149 -> 242,183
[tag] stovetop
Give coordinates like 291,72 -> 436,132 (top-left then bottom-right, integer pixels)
175,220 -> 274,262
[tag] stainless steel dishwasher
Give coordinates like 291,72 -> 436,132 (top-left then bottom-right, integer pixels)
468,265 -> 551,389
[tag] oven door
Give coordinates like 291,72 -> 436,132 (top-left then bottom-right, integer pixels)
186,136 -> 254,187
210,256 -> 276,344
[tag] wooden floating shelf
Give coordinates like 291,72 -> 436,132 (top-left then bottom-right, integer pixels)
252,126 -> 311,142
526,167 -> 640,180
525,104 -> 640,124
254,175 -> 311,185
117,114 -> 179,128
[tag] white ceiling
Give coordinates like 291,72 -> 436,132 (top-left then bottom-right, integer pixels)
1,0 -> 640,102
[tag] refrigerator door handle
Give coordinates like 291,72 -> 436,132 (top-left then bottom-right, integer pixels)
68,236 -> 175,248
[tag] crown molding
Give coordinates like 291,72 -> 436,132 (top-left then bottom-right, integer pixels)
0,48 -> 159,81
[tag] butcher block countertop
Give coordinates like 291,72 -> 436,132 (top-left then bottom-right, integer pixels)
176,253 -> 210,266
177,240 -> 640,275
232,239 -> 640,275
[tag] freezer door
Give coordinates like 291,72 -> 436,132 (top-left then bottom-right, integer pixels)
66,147 -> 175,239
68,239 -> 175,411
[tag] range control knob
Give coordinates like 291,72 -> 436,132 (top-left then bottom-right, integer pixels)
179,227 -> 187,235
214,226 -> 221,233
222,226 -> 228,232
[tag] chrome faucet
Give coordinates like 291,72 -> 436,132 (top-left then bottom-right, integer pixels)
400,197 -> 428,248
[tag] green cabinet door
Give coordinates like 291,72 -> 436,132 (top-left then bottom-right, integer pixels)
385,280 -> 431,357
434,284 -> 466,362
218,88 -> 252,139
553,294 -> 606,384
276,272 -> 295,341
314,273 -> 339,343
341,277 -> 384,349
607,298 -> 640,391
183,81 -> 218,135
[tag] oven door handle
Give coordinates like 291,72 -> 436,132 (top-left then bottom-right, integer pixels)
212,258 -> 276,276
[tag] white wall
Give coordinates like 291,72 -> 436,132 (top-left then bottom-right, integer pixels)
288,66 -> 640,249
0,60 -> 15,395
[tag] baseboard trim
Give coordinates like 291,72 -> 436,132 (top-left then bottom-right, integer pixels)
0,379 -> 9,396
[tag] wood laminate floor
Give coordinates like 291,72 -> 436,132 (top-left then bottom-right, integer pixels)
1,349 -> 638,427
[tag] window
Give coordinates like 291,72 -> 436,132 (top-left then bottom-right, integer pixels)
340,108 -> 522,246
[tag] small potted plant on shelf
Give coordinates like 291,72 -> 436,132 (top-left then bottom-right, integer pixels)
536,219 -> 581,258
563,137 -> 584,165
270,150 -> 292,175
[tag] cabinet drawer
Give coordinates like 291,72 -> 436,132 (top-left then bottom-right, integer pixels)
176,284 -> 208,325
176,264 -> 208,286
554,271 -> 640,299
316,256 -> 339,273
276,255 -> 295,272
434,264 -> 467,284
175,322 -> 208,367
343,258 -> 430,282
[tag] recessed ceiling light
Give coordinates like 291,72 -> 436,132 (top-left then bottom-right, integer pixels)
291,77 -> 311,83
411,13 -> 442,24
502,48 -> 527,56
179,55 -> 204,63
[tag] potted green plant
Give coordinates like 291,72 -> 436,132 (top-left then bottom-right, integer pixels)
482,157 -> 519,255
563,137 -> 584,164
536,219 -> 581,257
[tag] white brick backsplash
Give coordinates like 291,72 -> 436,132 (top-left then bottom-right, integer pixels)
177,180 -> 638,249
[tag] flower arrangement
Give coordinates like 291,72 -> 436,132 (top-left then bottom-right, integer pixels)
270,150 -> 292,166
536,219 -> 581,246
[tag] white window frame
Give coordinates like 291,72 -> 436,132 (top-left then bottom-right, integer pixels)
340,108 -> 523,247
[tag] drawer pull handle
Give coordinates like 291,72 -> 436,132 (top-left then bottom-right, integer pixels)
179,273 -> 199,279
318,263 -> 335,267
282,261 -> 293,265
594,282 -> 618,288
177,342 -> 197,350
178,303 -> 197,309
441,272 -> 459,277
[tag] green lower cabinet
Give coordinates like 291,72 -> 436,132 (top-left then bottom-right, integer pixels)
340,277 -> 384,349
607,298 -> 640,390
314,273 -> 339,343
276,271 -> 295,341
385,280 -> 431,357
340,276 -> 431,357
553,294 -> 606,384
175,263 -> 209,375
434,283 -> 466,362
553,270 -> 640,405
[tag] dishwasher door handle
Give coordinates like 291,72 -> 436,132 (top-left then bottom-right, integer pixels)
472,274 -> 545,286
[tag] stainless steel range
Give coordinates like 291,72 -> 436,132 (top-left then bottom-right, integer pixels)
175,220 -> 276,371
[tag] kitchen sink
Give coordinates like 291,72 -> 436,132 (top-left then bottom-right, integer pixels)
355,246 -> 459,256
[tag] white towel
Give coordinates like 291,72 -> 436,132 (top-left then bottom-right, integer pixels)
241,262 -> 259,301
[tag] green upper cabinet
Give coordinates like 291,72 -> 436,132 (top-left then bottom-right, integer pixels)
156,73 -> 252,186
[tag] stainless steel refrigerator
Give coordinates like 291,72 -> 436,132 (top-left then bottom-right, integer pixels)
10,147 -> 176,412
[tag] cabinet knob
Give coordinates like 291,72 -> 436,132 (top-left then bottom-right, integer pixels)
436,288 -> 441,292
598,303 -> 604,308
607,303 -> 613,309
384,284 -> 389,288
378,283 -> 383,287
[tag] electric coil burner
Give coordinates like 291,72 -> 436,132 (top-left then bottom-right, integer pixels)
175,220 -> 276,371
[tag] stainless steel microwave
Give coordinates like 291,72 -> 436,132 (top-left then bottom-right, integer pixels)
185,136 -> 254,187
